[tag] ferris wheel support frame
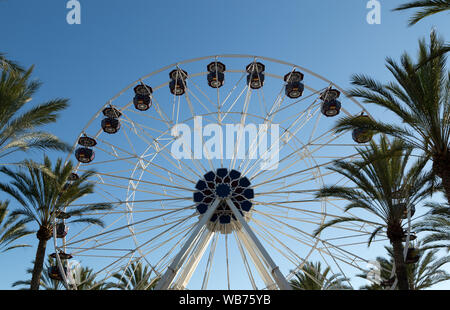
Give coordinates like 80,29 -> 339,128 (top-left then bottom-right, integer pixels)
226,198 -> 292,290
155,199 -> 221,290
155,195 -> 292,290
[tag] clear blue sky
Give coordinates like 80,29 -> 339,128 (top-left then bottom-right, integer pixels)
0,0 -> 449,289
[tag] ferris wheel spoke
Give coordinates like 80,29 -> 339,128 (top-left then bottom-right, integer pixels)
330,237 -> 389,248
249,125 -> 347,184
232,229 -> 258,290
237,82 -> 288,174
255,208 -> 322,223
258,170 -> 337,196
140,222 -> 200,277
254,201 -> 365,225
123,107 -> 168,131
187,74 -> 219,111
243,103 -> 321,179
230,86 -> 253,170
120,114 -> 168,142
64,206 -> 195,249
257,200 -> 379,233
66,215 -> 192,257
196,230 -> 218,290
151,135 -> 208,181
251,214 -> 318,247
323,199 -> 379,232
190,221 -> 222,290
249,117 -> 350,181
219,72 -> 246,114
134,116 -> 209,179
224,233 -> 231,290
220,84 -> 249,124
318,241 -> 366,275
252,152 -> 359,189
251,218 -> 306,267
149,222 -> 199,279
95,138 -> 197,186
268,87 -> 324,118
80,169 -> 194,193
258,212 -> 366,253
184,85 -> 214,119
60,185 -> 127,249
88,212 -> 196,271
88,180 -> 190,199
316,243 -> 355,290
275,215 -> 370,270
255,209 -> 375,235
148,94 -> 173,129
98,127 -> 192,181
68,198 -> 191,211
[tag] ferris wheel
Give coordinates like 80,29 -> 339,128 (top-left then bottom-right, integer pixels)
50,55 -> 390,290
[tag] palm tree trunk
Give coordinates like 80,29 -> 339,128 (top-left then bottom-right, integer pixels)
30,238 -> 47,290
433,156 -> 450,204
440,168 -> 450,203
391,239 -> 409,290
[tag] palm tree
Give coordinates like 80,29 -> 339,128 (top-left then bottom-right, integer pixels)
0,52 -> 24,73
394,0 -> 450,26
0,156 -> 112,290
0,55 -> 69,164
359,245 -> 450,289
105,261 -> 158,290
334,31 -> 450,202
314,137 -> 435,290
414,202 -> 450,251
0,200 -> 32,253
12,257 -> 104,290
289,262 -> 350,290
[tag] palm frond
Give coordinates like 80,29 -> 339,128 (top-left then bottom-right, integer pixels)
393,0 -> 450,26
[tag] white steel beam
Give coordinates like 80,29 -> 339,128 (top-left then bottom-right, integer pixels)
155,199 -> 220,290
225,199 -> 292,290
174,228 -> 214,289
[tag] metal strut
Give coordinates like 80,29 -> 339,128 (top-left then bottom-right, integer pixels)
226,198 -> 292,290
155,199 -> 220,290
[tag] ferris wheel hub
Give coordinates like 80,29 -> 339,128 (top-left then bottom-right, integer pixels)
193,168 -> 254,233
215,183 -> 231,198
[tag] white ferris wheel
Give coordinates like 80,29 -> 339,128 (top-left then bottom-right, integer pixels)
49,55 -> 389,290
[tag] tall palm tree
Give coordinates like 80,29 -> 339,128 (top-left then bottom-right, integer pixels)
0,156 -> 112,290
105,261 -> 158,290
314,137 -> 435,290
289,262 -> 350,290
359,245 -> 450,289
414,202 -> 450,251
0,55 -> 69,164
334,31 -> 450,202
394,0 -> 450,26
0,200 -> 32,253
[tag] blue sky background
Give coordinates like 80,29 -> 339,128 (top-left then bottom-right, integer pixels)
0,0 -> 449,289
